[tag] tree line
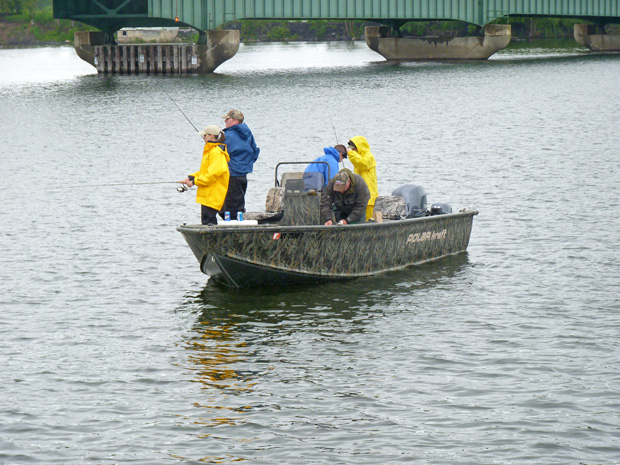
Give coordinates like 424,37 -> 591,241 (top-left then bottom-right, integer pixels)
0,0 -> 46,16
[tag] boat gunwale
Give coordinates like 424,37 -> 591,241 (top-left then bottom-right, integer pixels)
177,209 -> 479,234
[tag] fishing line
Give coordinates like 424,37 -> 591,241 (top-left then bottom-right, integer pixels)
164,89 -> 199,133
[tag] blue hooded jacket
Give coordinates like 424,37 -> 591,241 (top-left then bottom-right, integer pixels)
304,147 -> 341,188
222,123 -> 260,177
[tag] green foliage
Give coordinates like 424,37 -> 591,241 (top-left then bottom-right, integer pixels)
349,20 -> 365,38
402,17 -> 585,38
266,24 -> 293,41
240,20 -> 298,41
30,18 -> 94,42
467,24 -> 480,35
0,0 -> 21,15
402,20 -> 475,37
402,22 -> 426,36
439,21 -> 457,33
308,20 -> 328,39
0,0 -> 49,17
31,6 -> 52,22
2,1 -> 97,44
240,20 -> 272,40
506,16 -> 583,38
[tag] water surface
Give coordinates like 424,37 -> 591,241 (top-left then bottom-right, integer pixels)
1,40 -> 620,464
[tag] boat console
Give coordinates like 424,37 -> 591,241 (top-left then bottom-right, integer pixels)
246,166 -> 453,226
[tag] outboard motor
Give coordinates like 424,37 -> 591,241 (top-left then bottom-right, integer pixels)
392,184 -> 428,217
430,203 -> 452,215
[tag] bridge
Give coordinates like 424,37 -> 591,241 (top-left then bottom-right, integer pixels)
53,0 -> 620,73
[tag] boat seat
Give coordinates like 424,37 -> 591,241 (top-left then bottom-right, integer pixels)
264,172 -> 323,225
373,195 -> 407,220
281,171 -> 324,193
280,172 -> 303,187
284,178 -> 305,194
264,179 -> 323,213
302,172 -> 324,192
265,186 -> 284,212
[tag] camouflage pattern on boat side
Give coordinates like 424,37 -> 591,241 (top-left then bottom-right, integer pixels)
178,210 -> 477,281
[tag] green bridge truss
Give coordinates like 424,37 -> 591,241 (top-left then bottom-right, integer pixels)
54,0 -> 620,36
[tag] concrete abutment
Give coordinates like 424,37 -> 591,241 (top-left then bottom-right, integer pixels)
365,24 -> 512,60
574,24 -> 620,52
73,30 -> 240,74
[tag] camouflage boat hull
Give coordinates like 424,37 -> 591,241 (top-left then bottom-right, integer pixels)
177,210 -> 477,287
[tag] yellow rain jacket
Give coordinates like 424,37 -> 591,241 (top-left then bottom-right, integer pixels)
191,142 -> 230,210
347,135 -> 378,220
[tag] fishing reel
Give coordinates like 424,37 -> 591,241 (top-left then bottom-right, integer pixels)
177,184 -> 189,193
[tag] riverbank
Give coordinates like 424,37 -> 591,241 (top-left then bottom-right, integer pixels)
0,18 -> 87,45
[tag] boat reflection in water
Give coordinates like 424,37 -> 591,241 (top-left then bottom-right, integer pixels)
190,252 -> 473,320
176,253 -> 471,460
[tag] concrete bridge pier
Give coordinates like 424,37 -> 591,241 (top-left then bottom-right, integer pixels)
365,24 -> 512,61
574,24 -> 620,52
73,29 -> 240,74
196,29 -> 240,73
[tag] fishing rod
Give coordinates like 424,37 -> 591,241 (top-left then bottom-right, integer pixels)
164,89 -> 199,133
329,115 -> 339,145
330,115 -> 348,169
45,181 -> 190,193
95,181 -> 190,192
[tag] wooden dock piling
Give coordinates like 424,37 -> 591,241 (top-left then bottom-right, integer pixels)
93,44 -> 200,74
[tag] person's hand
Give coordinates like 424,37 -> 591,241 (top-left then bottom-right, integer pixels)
324,220 -> 333,226
182,178 -> 194,187
337,219 -> 348,225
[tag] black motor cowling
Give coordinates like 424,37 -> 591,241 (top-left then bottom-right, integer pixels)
430,203 -> 452,215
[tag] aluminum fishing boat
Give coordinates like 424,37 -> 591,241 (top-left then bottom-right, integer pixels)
178,163 -> 477,287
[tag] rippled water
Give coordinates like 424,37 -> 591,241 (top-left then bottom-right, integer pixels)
1,40 -> 620,464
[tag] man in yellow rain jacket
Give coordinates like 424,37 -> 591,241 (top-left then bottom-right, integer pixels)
346,135 -> 378,221
182,125 -> 230,225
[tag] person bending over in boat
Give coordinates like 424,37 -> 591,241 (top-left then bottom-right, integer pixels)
320,169 -> 370,226
219,109 -> 260,220
303,144 -> 347,190
346,136 -> 378,221
181,125 -> 230,226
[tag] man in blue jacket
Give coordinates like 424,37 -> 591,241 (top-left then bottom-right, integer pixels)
220,109 -> 260,219
303,144 -> 346,190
